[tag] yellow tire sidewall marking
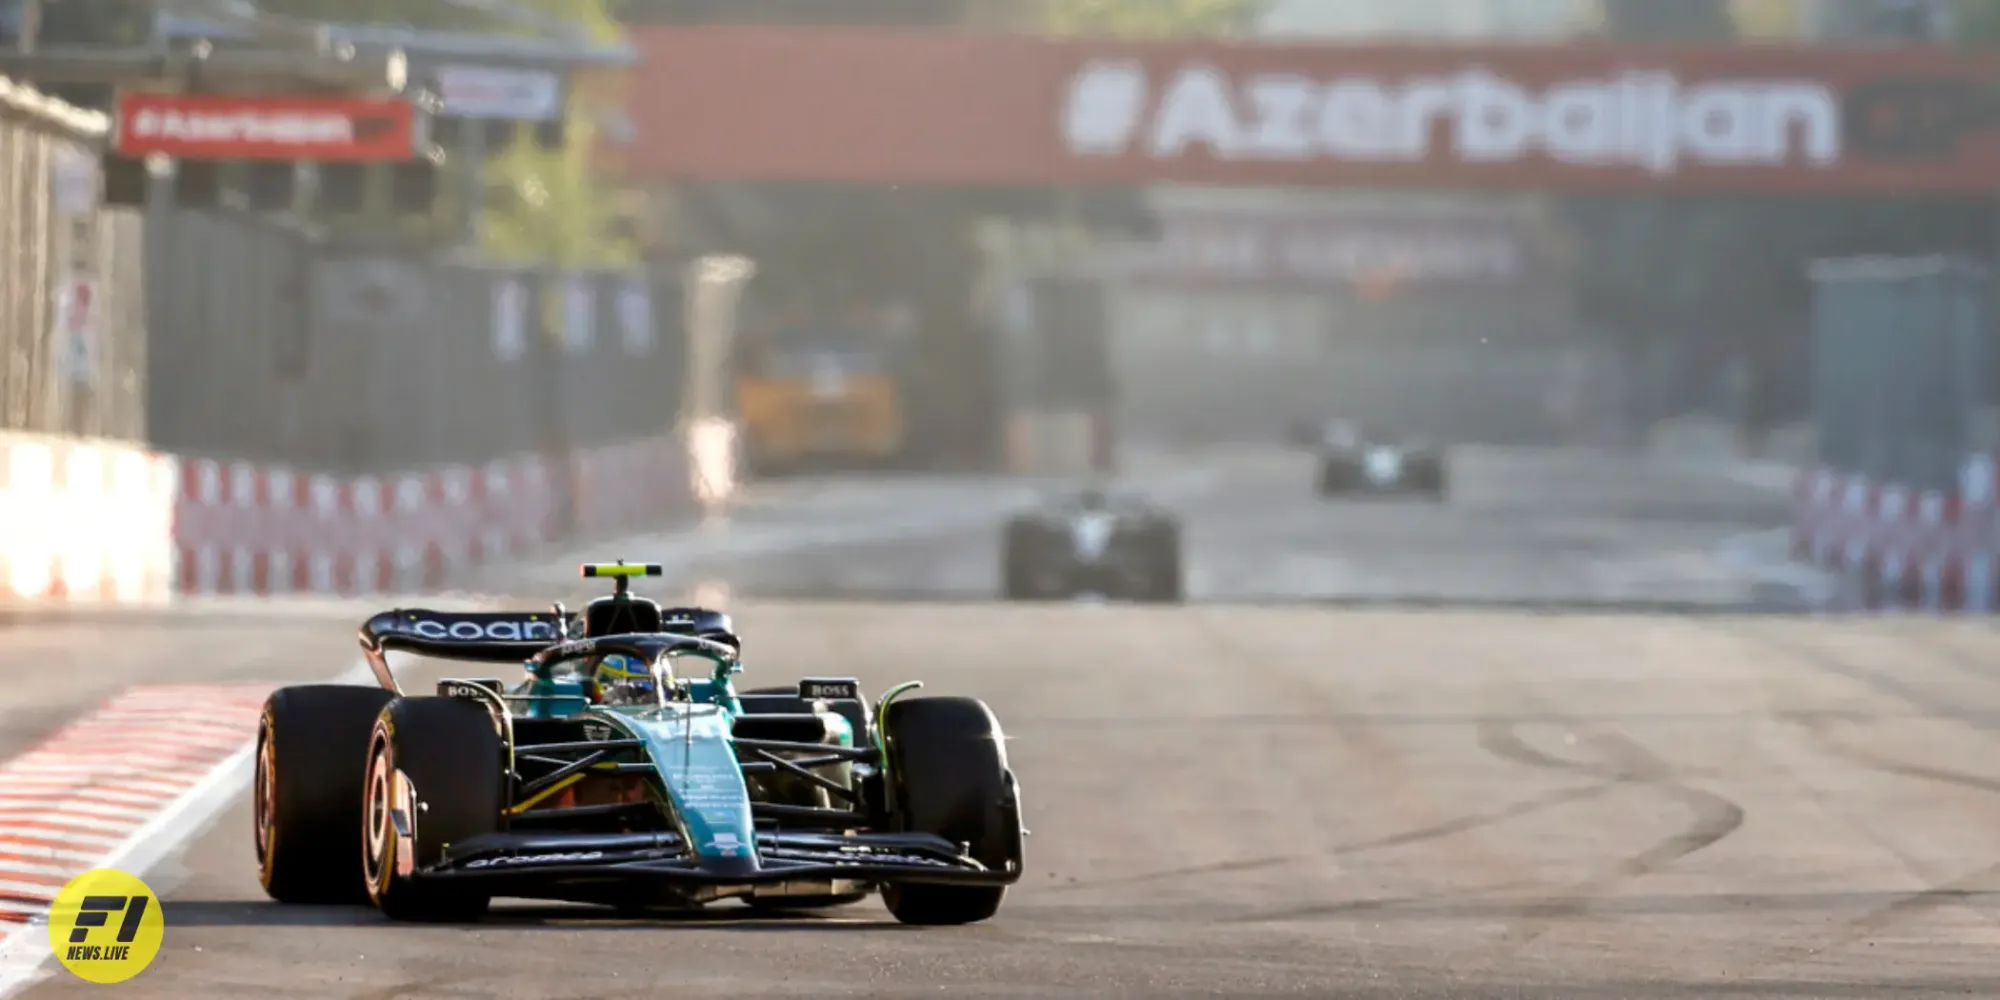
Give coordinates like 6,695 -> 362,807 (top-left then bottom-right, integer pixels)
46,869 -> 164,984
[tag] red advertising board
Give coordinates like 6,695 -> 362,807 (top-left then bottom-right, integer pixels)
114,93 -> 421,162
628,27 -> 2000,195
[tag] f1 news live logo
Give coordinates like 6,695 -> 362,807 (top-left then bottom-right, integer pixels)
1061,60 -> 2000,173
44,869 -> 165,985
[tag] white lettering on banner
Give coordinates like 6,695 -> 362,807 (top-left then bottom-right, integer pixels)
1112,224 -> 1523,285
129,109 -> 356,147
1063,59 -> 1151,156
1063,62 -> 1841,175
436,65 -> 565,121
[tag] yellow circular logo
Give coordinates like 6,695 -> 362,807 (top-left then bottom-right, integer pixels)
45,869 -> 164,984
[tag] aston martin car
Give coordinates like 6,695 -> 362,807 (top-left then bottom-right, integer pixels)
253,562 -> 1025,926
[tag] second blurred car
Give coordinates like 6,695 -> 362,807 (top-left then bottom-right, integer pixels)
1000,487 -> 1183,603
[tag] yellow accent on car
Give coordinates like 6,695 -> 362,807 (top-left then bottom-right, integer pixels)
580,563 -> 664,579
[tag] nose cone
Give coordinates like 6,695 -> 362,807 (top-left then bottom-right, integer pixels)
695,852 -> 761,878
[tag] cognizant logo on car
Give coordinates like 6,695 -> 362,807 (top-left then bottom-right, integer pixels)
407,619 -> 560,642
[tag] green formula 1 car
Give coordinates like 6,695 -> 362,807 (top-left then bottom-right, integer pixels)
252,562 -> 1025,925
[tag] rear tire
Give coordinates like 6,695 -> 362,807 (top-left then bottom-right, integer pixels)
880,697 -> 1022,926
1316,458 -> 1350,497
255,685 -> 399,905
1000,522 -> 1042,601
362,697 -> 504,922
1136,526 -> 1184,604
1411,457 -> 1449,501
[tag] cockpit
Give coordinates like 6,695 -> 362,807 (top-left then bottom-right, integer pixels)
1058,483 -> 1141,514
533,651 -> 664,706
503,563 -> 746,710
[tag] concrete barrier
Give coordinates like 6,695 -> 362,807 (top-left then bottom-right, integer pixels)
0,433 -> 175,606
1791,455 -> 2000,612
0,430 -> 722,605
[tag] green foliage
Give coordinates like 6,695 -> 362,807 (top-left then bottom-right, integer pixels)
254,0 -> 634,266
1029,0 -> 1266,37
255,0 -> 485,31
518,0 -> 629,43
256,0 -> 628,39
479,113 -> 639,268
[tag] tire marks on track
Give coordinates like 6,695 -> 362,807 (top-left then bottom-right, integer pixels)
1712,623 -> 2000,968
1471,721 -> 1746,950
1784,712 -> 2000,797
1068,781 -> 1619,905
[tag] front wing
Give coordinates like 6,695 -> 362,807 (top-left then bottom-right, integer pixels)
417,829 -> 1017,892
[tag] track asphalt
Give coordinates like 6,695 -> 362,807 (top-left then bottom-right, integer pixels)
10,446 -> 1993,998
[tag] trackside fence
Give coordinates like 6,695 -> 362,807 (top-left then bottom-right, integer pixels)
1791,256 -> 1997,610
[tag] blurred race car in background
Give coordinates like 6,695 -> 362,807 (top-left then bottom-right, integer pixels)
1302,419 -> 1449,499
1001,487 -> 1183,603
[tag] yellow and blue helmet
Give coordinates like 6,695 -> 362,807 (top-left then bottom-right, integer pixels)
590,653 -> 658,703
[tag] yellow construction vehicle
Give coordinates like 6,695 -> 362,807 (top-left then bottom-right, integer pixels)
735,323 -> 905,475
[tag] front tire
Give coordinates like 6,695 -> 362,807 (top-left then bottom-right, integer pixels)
362,697 -> 504,922
1409,458 -> 1449,501
1000,522 -> 1045,601
880,697 -> 1023,926
1135,526 -> 1184,604
255,685 -> 399,904
1316,458 -> 1351,497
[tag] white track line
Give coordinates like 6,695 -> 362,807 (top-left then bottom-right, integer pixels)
0,659 -> 371,997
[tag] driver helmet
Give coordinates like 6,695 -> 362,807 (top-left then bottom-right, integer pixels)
590,653 -> 658,705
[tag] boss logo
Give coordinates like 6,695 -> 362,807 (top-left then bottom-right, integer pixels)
437,679 -> 502,699
798,679 -> 859,701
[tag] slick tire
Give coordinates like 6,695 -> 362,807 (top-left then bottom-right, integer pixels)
1409,460 -> 1449,501
255,685 -> 399,905
999,522 -> 1040,601
1137,527 -> 1184,604
362,697 -> 504,922
1316,459 -> 1350,497
881,697 -> 1023,926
